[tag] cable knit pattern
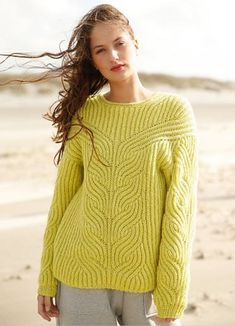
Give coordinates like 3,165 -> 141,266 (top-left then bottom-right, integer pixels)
37,91 -> 199,318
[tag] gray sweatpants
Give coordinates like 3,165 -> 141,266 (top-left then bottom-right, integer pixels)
55,281 -> 182,326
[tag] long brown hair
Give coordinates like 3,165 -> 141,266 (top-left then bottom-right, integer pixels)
0,3 -> 136,166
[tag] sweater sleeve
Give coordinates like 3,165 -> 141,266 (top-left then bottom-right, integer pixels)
153,97 -> 199,318
37,117 -> 83,297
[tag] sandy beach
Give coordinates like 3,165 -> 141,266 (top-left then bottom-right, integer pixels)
0,75 -> 235,326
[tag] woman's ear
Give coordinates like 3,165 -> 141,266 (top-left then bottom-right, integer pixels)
93,62 -> 98,70
135,39 -> 139,49
134,39 -> 139,55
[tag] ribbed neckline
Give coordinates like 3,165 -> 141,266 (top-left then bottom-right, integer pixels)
98,92 -> 163,107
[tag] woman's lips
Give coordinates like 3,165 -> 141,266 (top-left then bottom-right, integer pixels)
111,64 -> 125,72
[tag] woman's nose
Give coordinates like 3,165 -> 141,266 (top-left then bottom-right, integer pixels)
110,49 -> 119,61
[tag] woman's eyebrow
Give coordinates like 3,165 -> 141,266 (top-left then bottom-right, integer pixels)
93,36 -> 123,50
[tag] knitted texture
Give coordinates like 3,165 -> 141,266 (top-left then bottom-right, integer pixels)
37,91 -> 199,318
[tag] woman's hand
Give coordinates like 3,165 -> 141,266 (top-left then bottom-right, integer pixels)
150,315 -> 177,324
37,294 -> 60,321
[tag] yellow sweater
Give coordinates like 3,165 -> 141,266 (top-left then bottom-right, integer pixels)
37,91 -> 199,318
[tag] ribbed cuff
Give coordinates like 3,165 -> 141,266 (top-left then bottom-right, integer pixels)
153,293 -> 185,319
37,280 -> 58,297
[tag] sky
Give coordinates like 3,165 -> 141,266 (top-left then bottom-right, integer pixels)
1,0 -> 235,82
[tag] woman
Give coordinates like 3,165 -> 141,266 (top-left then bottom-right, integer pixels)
1,3 -> 198,326
36,3 -> 199,326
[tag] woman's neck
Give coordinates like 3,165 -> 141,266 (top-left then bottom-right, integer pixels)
105,75 -> 155,103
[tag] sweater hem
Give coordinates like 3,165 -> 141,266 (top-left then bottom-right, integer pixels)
53,272 -> 156,295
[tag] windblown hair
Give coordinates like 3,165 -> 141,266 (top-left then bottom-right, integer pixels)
0,3 -> 136,166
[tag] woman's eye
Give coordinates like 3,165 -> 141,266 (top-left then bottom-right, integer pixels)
95,42 -> 125,54
96,49 -> 105,54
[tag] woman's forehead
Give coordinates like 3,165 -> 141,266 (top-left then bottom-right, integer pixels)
90,22 -> 129,45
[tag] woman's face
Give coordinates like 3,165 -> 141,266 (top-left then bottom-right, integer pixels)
90,22 -> 138,82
